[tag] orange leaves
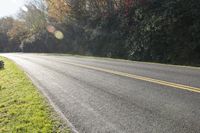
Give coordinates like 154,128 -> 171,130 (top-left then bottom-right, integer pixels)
7,20 -> 27,40
47,0 -> 71,22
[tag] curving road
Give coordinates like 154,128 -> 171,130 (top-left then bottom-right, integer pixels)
1,53 -> 200,133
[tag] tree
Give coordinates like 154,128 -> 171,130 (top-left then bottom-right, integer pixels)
0,0 -> 199,66
46,0 -> 71,22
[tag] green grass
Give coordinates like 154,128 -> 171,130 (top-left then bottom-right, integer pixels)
0,57 -> 70,133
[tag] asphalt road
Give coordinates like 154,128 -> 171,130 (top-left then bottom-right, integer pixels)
1,53 -> 200,133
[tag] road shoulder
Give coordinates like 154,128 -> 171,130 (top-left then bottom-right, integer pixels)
0,56 -> 70,132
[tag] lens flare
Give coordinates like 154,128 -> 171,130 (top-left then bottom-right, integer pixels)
46,25 -> 64,40
46,25 -> 56,33
54,31 -> 64,40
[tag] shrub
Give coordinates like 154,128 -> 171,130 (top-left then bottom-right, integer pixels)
0,60 -> 4,69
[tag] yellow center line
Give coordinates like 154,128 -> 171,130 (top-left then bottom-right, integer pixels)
63,61 -> 200,93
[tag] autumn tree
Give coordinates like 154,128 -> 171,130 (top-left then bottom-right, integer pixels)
0,0 -> 200,66
0,17 -> 14,52
46,0 -> 71,22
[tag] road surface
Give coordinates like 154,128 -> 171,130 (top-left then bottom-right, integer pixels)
1,53 -> 200,133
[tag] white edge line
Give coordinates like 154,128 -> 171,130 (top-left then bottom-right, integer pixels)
26,73 -> 80,133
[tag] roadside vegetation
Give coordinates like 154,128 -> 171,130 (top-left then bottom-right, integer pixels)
0,0 -> 199,66
0,56 -> 70,132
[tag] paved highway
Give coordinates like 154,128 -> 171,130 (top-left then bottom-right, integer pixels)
1,53 -> 200,133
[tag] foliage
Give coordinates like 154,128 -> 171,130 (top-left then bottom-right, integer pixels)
0,0 -> 199,66
0,60 -> 4,69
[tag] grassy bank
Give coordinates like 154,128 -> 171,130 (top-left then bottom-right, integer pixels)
0,56 -> 70,132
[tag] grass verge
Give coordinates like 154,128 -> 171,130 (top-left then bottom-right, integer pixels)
0,56 -> 70,133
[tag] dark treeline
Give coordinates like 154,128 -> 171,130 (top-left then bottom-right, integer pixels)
0,0 -> 200,66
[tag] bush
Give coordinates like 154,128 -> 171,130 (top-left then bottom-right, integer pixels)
0,60 -> 4,69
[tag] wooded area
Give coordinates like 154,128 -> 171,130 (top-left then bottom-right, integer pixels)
0,0 -> 200,66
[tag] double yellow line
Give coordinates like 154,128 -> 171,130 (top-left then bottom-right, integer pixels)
64,61 -> 200,93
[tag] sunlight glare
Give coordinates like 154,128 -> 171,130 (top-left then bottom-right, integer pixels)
11,0 -> 17,3
21,6 -> 28,12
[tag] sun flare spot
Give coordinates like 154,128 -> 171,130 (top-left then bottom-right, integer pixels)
54,30 -> 64,40
47,25 -> 56,33
21,6 -> 28,12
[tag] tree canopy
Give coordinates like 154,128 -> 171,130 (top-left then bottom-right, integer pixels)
0,0 -> 199,66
